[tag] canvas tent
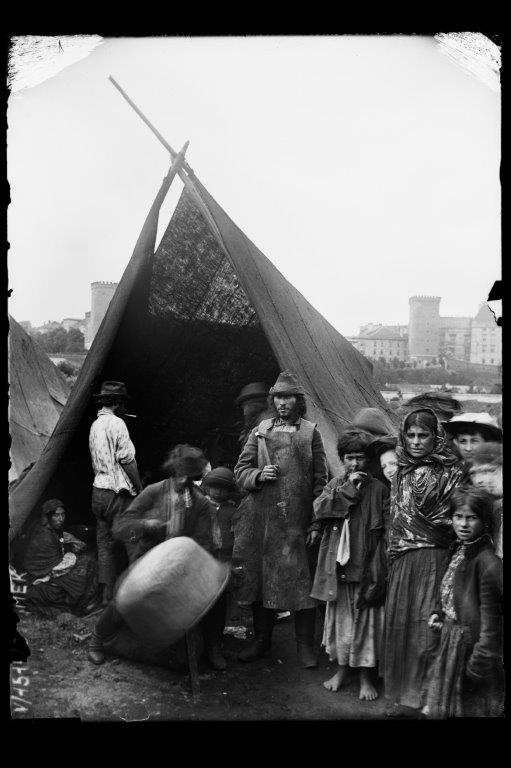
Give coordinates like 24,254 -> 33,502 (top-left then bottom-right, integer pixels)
9,158 -> 395,538
9,316 -> 71,482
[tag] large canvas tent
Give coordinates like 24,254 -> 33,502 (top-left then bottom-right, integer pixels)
9,316 -> 71,482
9,160 -> 395,538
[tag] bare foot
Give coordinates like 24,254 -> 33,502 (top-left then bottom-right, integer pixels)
323,667 -> 347,692
359,669 -> 378,701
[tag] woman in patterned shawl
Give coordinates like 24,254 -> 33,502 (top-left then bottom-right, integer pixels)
381,407 -> 465,715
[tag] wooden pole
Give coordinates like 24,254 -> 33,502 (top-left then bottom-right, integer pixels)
108,76 -> 195,180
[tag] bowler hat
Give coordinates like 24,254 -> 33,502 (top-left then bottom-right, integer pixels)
444,413 -> 502,442
235,382 -> 269,406
269,370 -> 304,397
165,445 -> 209,478
202,467 -> 237,489
94,381 -> 130,401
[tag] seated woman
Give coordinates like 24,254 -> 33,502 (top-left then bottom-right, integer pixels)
23,499 -> 100,619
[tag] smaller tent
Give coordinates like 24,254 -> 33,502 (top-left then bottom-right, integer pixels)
8,316 -> 71,482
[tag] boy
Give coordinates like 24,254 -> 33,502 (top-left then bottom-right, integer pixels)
201,466 -> 241,670
308,430 -> 389,700
469,442 -> 503,558
444,413 -> 502,465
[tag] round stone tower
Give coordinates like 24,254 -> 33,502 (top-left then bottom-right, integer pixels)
408,295 -> 441,360
90,282 -> 118,344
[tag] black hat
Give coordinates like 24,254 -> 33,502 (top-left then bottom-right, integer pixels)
202,467 -> 237,489
235,382 -> 269,406
94,381 -> 130,401
367,434 -> 398,462
269,371 -> 304,397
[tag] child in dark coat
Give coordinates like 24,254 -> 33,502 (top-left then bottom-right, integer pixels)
200,467 -> 241,671
426,486 -> 504,718
309,430 -> 389,700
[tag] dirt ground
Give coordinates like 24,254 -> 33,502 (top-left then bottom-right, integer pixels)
11,607 -> 388,722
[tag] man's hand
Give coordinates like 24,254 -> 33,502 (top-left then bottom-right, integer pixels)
306,530 -> 321,546
260,465 -> 279,482
348,471 -> 367,490
428,613 -> 443,632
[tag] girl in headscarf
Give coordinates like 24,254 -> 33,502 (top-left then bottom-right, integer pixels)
23,499 -> 100,618
381,408 -> 465,716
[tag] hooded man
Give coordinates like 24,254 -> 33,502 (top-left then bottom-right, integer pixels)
233,370 -> 328,668
235,381 -> 273,449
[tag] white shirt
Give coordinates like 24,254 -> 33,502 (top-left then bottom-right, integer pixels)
89,407 -> 137,495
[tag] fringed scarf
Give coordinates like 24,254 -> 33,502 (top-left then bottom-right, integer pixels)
389,408 -> 465,558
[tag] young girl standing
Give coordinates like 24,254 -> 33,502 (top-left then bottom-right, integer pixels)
426,486 -> 504,718
309,430 -> 389,700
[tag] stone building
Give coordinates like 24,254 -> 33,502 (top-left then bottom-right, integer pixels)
84,282 -> 118,350
347,326 -> 408,364
408,295 -> 441,363
470,303 -> 502,366
348,296 -> 501,367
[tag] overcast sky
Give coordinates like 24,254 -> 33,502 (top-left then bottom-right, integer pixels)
7,35 -> 501,336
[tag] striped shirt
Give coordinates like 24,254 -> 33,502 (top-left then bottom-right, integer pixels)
89,407 -> 136,495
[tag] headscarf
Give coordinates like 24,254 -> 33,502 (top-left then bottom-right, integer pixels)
396,407 -> 459,475
41,498 -> 65,521
388,407 -> 465,558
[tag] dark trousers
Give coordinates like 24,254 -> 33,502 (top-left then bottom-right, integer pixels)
201,591 -> 228,649
91,487 -> 133,591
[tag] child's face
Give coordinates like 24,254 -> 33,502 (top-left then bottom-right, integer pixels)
380,449 -> 398,481
469,464 -> 503,497
342,452 -> 368,473
208,485 -> 231,503
452,503 -> 485,542
454,431 -> 486,461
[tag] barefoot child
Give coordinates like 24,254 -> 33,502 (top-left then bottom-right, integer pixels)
308,431 -> 389,700
426,486 -> 504,718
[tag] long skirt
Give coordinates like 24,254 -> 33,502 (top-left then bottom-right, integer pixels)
427,619 -> 504,718
25,552 -> 99,619
322,582 -> 384,668
381,547 -> 448,709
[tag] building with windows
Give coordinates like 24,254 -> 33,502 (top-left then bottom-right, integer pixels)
347,297 -> 501,367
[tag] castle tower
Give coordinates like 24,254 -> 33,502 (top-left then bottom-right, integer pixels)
408,296 -> 441,361
85,282 -> 118,350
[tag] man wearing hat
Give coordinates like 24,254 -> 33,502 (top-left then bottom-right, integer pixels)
89,381 -> 143,604
88,445 -> 219,668
444,412 -> 502,465
235,381 -> 273,448
234,370 -> 328,668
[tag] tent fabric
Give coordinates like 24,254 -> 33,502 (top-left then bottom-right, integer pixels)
9,170 -> 395,538
9,316 -> 71,481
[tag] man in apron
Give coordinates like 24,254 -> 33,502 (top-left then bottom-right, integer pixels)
233,371 -> 328,668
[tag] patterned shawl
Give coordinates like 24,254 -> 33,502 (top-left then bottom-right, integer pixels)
388,408 -> 465,559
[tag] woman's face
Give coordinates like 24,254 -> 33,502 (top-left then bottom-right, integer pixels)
49,508 -> 66,531
452,503 -> 484,542
404,424 -> 436,459
380,449 -> 398,481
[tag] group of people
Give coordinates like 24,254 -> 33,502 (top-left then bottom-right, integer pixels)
21,372 -> 503,718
